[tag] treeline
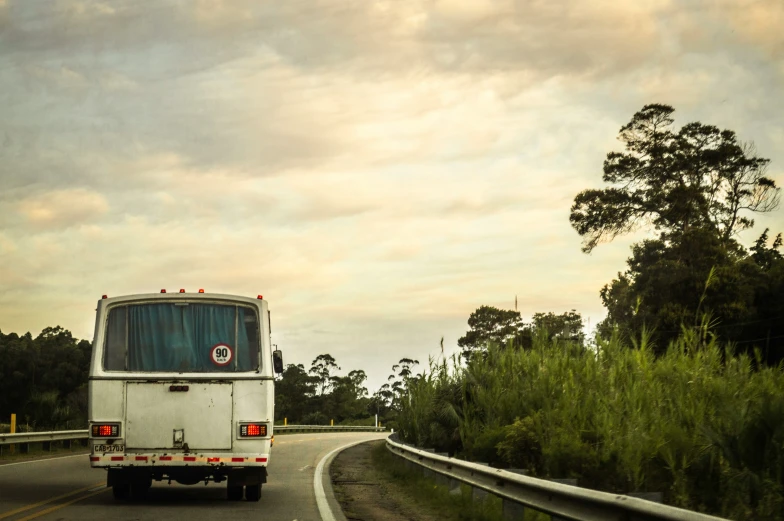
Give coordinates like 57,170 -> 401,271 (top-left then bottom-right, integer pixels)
0,327 -> 414,431
0,326 -> 91,431
274,354 -> 418,427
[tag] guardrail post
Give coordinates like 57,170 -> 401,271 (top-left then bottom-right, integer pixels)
43,441 -> 51,452
470,463 -> 490,502
549,479 -> 578,521
503,470 -> 530,520
421,449 -> 436,480
20,442 -> 29,454
448,477 -> 462,496
433,453 -> 450,487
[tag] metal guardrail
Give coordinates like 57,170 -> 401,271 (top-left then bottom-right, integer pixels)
0,425 -> 383,446
386,436 -> 729,521
0,430 -> 89,446
274,425 -> 384,433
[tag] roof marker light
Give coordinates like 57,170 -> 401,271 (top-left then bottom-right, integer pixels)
198,289 -> 205,293
102,295 -> 107,299
161,289 -> 166,293
179,289 -> 185,293
257,295 -> 263,300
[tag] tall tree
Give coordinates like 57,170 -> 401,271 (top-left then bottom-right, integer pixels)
457,306 -> 526,359
274,363 -> 317,423
574,105 -> 783,358
531,310 -> 584,343
309,354 -> 341,396
570,104 -> 779,253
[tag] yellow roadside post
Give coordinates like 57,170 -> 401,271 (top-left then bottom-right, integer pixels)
10,413 -> 16,454
330,419 -> 334,427
284,417 -> 287,426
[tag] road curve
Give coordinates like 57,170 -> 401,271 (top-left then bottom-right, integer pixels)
0,432 -> 386,521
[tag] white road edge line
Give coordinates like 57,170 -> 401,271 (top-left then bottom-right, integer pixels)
313,439 -> 372,521
0,453 -> 86,468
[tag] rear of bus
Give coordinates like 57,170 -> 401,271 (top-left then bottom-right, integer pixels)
87,291 -> 281,502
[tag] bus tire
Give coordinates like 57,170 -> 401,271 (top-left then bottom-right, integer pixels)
112,484 -> 130,500
227,485 -> 244,501
245,484 -> 261,502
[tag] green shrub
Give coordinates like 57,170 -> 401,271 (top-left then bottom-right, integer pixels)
396,329 -> 784,520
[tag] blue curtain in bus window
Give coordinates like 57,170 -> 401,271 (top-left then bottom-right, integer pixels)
128,304 -> 192,372
191,304 -> 236,372
104,307 -> 127,371
127,303 -> 255,372
237,306 -> 256,370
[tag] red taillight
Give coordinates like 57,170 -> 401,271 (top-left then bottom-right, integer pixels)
179,289 -> 185,293
102,295 -> 107,299
91,424 -> 120,437
160,289 -> 166,293
207,457 -> 220,463
257,295 -> 263,300
239,423 -> 266,437
198,289 -> 205,293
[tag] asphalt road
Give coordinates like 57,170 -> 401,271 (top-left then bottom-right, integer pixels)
0,432 -> 386,521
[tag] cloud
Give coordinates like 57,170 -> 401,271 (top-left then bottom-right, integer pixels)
0,0 -> 783,391
16,188 -> 109,230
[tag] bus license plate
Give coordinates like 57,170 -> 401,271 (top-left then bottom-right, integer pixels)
94,444 -> 124,452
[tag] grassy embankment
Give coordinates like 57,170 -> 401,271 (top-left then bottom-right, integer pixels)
395,328 -> 784,521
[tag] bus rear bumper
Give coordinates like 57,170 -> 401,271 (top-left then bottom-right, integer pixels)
90,452 -> 270,468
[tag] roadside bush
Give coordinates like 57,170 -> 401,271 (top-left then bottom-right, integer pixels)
396,328 -> 784,520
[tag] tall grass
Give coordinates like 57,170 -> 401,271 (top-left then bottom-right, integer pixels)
396,329 -> 784,520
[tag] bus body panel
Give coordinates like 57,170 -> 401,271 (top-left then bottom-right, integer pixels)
88,380 -> 125,424
126,381 -> 234,450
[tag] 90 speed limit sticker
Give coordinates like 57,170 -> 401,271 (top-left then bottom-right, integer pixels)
210,343 -> 233,366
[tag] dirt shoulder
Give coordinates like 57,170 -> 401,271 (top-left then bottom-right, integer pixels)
330,440 -> 446,521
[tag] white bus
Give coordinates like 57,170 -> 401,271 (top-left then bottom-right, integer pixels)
87,290 -> 282,501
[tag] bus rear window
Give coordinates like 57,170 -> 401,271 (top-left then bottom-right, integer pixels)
103,302 -> 260,372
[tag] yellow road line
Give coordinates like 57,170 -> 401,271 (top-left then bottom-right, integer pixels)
0,482 -> 104,520
15,488 -> 108,521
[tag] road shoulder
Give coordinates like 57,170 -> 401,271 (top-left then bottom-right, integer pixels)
330,440 -> 453,521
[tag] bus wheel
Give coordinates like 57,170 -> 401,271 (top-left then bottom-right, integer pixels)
246,484 -> 261,502
112,484 -> 130,500
227,485 -> 244,501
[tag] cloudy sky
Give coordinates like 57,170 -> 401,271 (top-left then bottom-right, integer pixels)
1,0 -> 782,391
